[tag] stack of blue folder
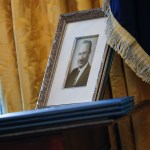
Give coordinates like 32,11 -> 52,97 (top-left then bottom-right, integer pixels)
0,96 -> 134,137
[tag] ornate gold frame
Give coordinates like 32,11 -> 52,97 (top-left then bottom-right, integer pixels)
36,8 -> 113,108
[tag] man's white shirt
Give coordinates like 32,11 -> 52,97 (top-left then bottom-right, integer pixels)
74,63 -> 88,84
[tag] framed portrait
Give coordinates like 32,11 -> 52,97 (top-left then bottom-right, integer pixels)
36,8 -> 114,108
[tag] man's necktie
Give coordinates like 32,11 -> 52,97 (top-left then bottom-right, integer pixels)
73,70 -> 80,86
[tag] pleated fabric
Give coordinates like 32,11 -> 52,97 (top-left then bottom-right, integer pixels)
0,0 -> 22,112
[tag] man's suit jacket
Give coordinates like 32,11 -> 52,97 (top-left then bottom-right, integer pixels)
65,64 -> 91,88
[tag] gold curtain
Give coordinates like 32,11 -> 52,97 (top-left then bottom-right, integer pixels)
0,0 -> 150,113
0,0 -> 51,112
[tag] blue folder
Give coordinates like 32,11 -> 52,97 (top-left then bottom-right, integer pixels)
0,96 -> 134,120
0,96 -> 134,136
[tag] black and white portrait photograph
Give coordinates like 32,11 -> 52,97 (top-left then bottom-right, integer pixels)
64,35 -> 99,88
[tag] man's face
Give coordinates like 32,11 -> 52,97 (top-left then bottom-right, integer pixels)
77,43 -> 90,68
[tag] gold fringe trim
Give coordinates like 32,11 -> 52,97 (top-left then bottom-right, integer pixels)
103,1 -> 150,84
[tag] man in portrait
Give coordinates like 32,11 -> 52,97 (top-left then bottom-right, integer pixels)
65,40 -> 92,88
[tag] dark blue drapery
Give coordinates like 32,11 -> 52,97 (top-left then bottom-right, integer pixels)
110,0 -> 150,55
